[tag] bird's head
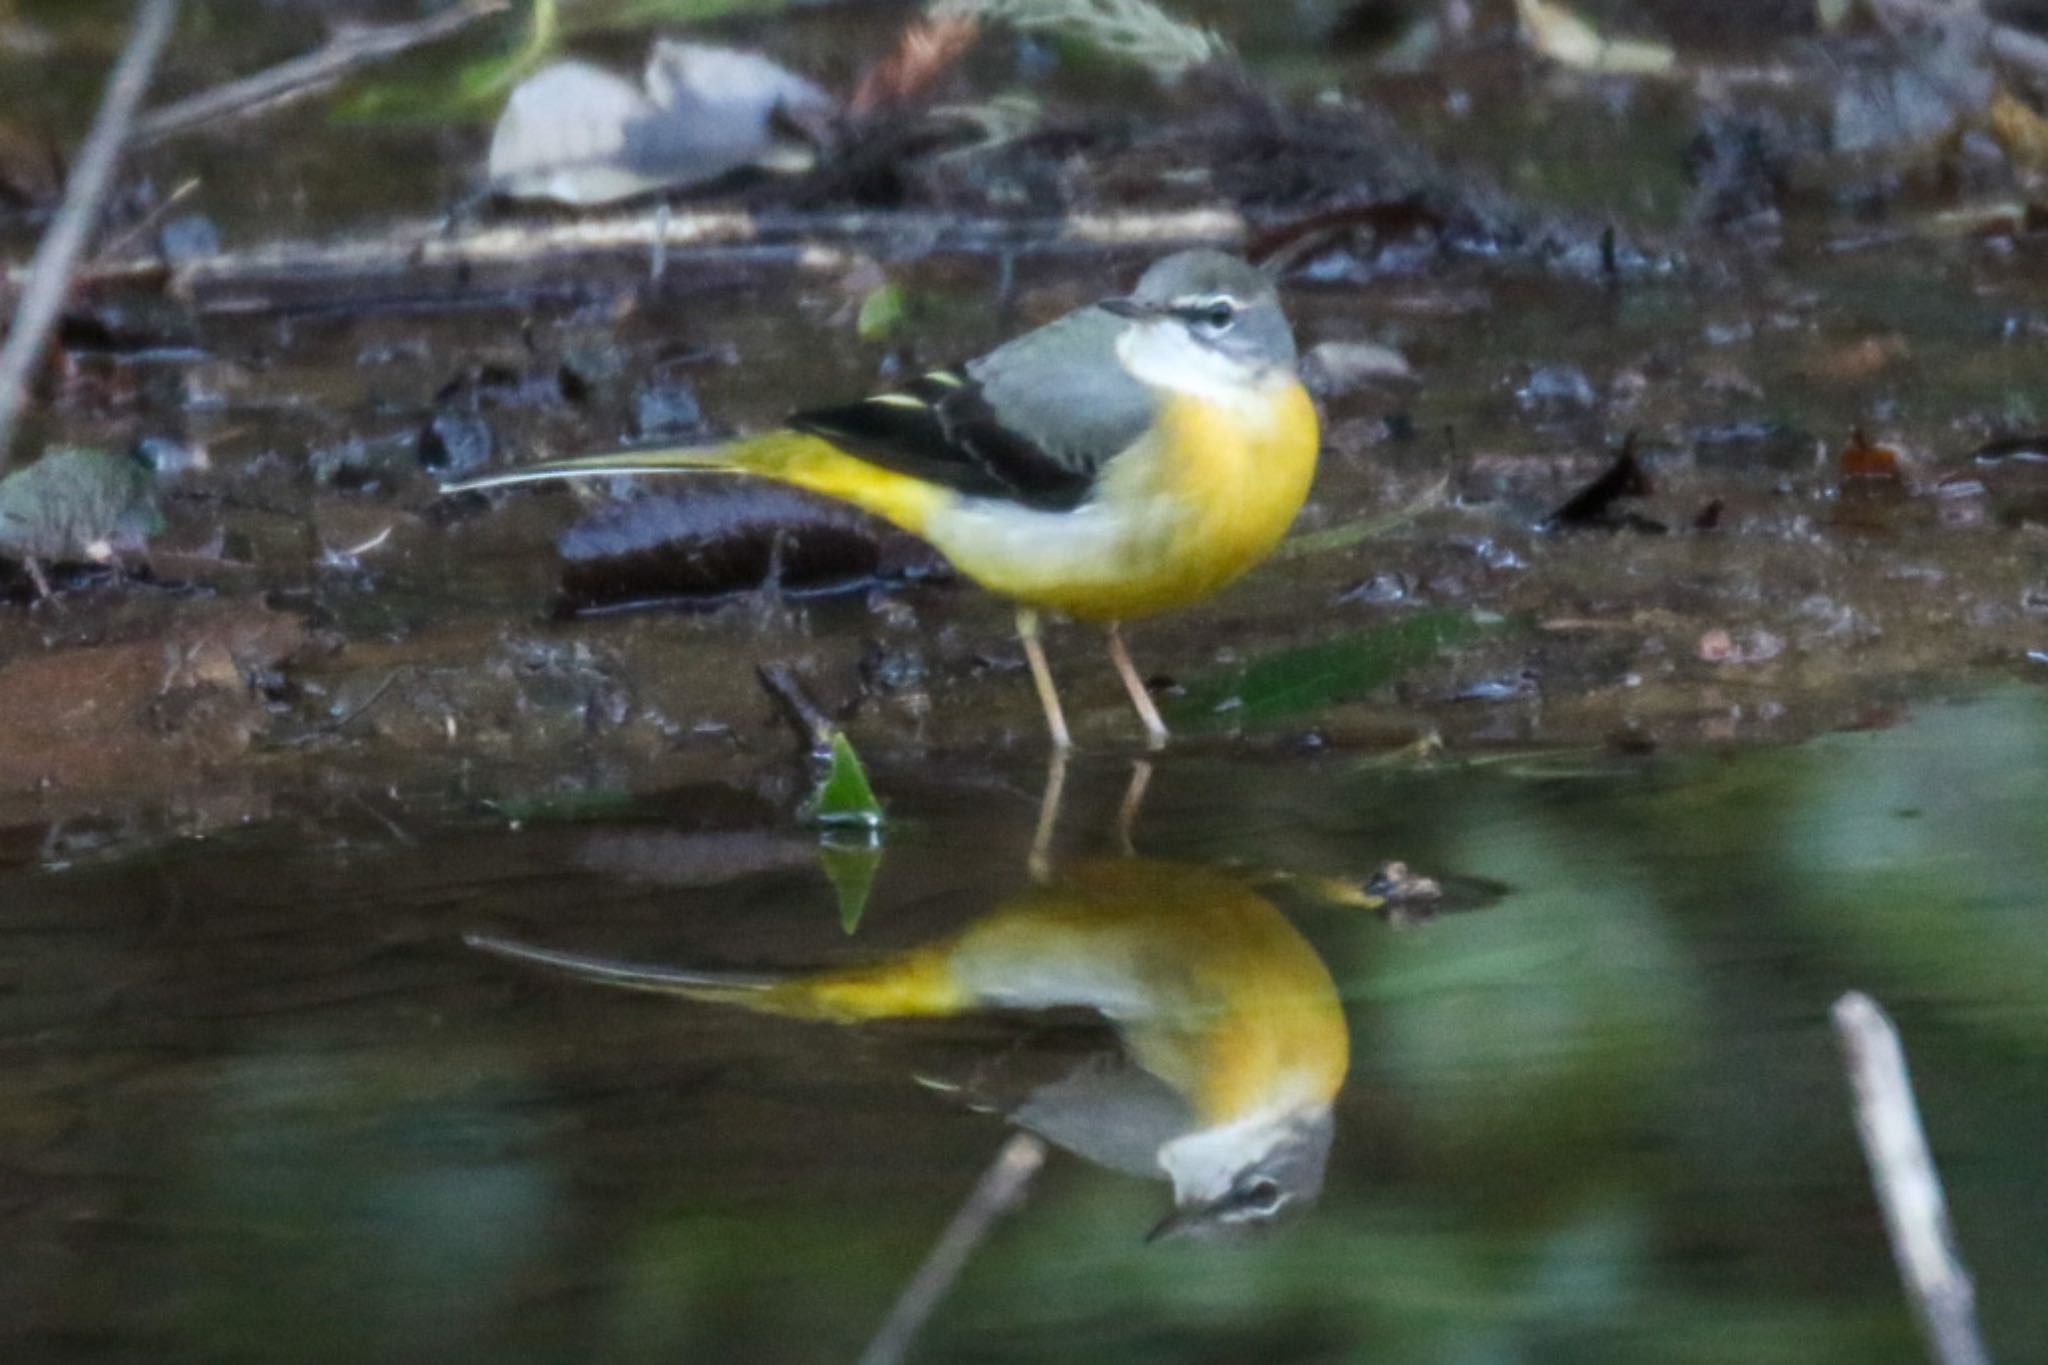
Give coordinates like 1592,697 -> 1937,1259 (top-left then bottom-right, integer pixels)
1101,250 -> 1297,394
1146,1101 -> 1333,1244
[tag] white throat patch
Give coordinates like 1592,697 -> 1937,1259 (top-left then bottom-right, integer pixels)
1157,1102 -> 1322,1203
1115,321 -> 1267,408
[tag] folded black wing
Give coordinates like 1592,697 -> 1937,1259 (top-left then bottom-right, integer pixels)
788,367 -> 1098,512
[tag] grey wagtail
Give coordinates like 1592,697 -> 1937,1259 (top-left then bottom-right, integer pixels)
468,856 -> 1347,1240
442,250 -> 1320,749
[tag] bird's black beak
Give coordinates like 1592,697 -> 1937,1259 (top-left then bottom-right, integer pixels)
1143,1206 -> 1192,1244
1098,295 -> 1156,319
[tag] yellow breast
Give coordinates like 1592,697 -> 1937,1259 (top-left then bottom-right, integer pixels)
928,377 -> 1320,622
1112,379 -> 1320,619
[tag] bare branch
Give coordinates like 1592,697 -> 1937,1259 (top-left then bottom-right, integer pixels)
857,1133 -> 1046,1365
0,0 -> 181,475
132,0 -> 511,145
1833,991 -> 1992,1365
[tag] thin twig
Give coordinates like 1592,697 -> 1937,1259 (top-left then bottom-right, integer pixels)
131,0 -> 511,145
1272,475 -> 1449,562
0,0 -> 180,475
857,1132 -> 1047,1365
326,666 -> 412,734
88,174 -> 199,264
1832,991 -> 1992,1365
755,662 -> 835,753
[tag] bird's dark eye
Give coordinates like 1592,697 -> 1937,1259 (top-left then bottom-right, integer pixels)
1242,1179 -> 1281,1211
1180,297 -> 1238,332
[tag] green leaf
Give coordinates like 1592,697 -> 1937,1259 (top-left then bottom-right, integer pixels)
856,284 -> 907,341
1166,610 -> 1492,730
804,731 -> 884,829
817,835 -> 883,934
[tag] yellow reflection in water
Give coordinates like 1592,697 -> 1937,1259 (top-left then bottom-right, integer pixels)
474,856 -> 1351,1240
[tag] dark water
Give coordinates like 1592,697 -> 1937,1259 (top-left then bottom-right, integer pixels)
4,686 -> 2045,1364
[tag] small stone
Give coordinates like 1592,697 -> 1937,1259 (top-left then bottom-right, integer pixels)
1303,340 -> 1414,395
417,411 -> 494,476
633,379 -> 705,439
1338,572 -> 1409,604
1515,365 -> 1597,417
157,214 -> 221,262
860,640 -> 927,692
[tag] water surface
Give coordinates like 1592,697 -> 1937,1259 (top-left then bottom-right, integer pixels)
5,687 -> 2045,1363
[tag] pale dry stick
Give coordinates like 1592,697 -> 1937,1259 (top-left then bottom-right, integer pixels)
1271,475 -> 1449,563
0,0 -> 181,474
89,174 -> 199,264
856,1132 -> 1048,1365
1832,991 -> 1992,1365
4,207 -> 1250,299
131,0 -> 511,145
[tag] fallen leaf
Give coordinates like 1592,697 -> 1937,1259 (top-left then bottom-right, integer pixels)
1167,610 -> 1490,730
488,40 -> 834,206
1840,429 -> 1905,481
850,15 -> 981,118
1544,436 -> 1660,530
1987,85 -> 2048,171
856,282 -> 908,340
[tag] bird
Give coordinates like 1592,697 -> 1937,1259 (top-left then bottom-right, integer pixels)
0,439 -> 207,600
468,856 -> 1349,1241
441,249 -> 1320,749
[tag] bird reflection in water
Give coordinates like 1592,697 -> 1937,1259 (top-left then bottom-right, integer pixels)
471,851 -> 1378,1241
